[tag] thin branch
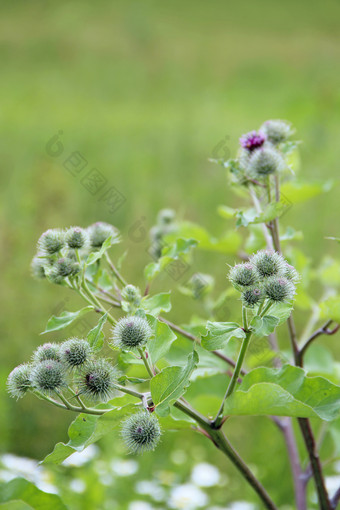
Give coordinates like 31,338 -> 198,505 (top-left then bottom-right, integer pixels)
158,316 -> 247,374
297,320 -> 339,367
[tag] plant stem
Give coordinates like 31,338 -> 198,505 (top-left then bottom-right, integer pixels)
213,329 -> 252,426
297,320 -> 339,367
270,175 -> 331,510
260,301 -> 273,317
250,187 -> 274,250
81,280 -> 117,325
105,252 -> 127,286
138,348 -> 155,378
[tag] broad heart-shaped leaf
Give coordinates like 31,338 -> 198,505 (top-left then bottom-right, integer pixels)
201,321 -> 245,351
147,315 -> 177,363
141,292 -> 171,316
151,350 -> 199,417
41,306 -> 93,334
224,364 -> 340,421
42,403 -> 137,464
0,478 -> 67,510
250,316 -> 280,337
87,313 -> 107,351
86,235 -> 120,266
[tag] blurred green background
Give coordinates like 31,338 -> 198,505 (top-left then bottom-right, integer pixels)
1,0 -> 340,507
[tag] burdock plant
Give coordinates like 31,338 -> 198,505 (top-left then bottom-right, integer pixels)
7,121 -> 340,510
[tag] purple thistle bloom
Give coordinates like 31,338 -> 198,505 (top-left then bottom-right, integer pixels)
240,130 -> 266,152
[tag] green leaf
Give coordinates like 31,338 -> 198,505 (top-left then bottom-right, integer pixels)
147,315 -> 177,363
280,180 -> 334,204
224,364 -> 340,421
41,306 -> 93,334
42,403 -> 137,464
0,478 -> 67,510
141,292 -> 172,316
319,296 -> 340,322
158,407 -> 195,430
250,316 -> 280,337
87,313 -> 107,351
201,322 -> 245,351
217,205 -> 236,219
269,301 -> 293,324
151,350 -> 199,416
86,236 -> 118,266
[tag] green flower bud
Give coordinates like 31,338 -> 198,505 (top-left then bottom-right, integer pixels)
261,119 -> 294,145
32,343 -> 61,363
7,364 -> 32,399
77,359 -> 117,401
121,285 -> 142,304
121,411 -> 161,454
61,338 -> 91,368
248,147 -> 284,177
55,257 -> 79,278
65,227 -> 89,249
250,250 -> 286,278
229,263 -> 259,289
157,209 -> 176,225
241,286 -> 264,308
38,229 -> 65,255
264,276 -> 296,303
87,222 -> 118,248
30,257 -> 47,279
283,263 -> 300,283
111,316 -> 152,350
31,360 -> 67,393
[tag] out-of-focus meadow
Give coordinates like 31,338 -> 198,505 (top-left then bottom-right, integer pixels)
1,0 -> 340,508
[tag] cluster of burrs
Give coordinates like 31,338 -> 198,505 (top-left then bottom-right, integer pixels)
229,250 -> 299,309
30,222 -> 119,284
7,315 -> 161,454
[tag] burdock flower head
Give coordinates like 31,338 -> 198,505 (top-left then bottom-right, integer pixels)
264,276 -> 296,303
111,316 -> 152,350
87,222 -> 118,249
241,286 -> 264,308
261,119 -> 294,145
229,263 -> 259,289
121,411 -> 161,454
77,359 -> 118,401
65,226 -> 89,250
61,338 -> 92,368
240,131 -> 266,152
248,147 -> 284,177
38,229 -> 65,255
32,343 -> 61,363
250,250 -> 286,279
31,360 -> 67,394
7,364 -> 32,399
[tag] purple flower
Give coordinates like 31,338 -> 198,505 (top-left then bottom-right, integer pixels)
240,130 -> 266,151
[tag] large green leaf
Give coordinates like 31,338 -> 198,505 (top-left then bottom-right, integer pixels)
280,180 -> 333,204
0,478 -> 67,510
141,292 -> 172,316
43,402 -> 137,464
201,321 -> 245,351
41,306 -> 94,334
87,312 -> 107,351
147,315 -> 177,363
250,316 -> 280,337
224,364 -> 340,421
151,350 -> 199,417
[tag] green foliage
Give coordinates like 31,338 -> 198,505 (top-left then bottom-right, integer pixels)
86,313 -> 107,352
201,322 -> 245,350
41,307 -> 93,334
43,402 -> 138,465
150,351 -> 199,416
0,478 -> 67,510
224,365 -> 340,420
